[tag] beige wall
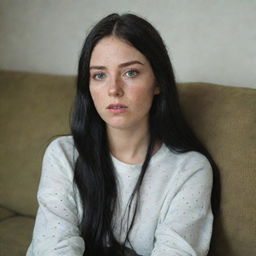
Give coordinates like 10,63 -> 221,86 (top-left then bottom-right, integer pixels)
0,0 -> 255,88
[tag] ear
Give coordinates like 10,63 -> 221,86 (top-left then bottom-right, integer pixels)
154,85 -> 160,95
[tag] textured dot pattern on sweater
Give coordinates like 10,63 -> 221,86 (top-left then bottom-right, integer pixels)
26,136 -> 213,256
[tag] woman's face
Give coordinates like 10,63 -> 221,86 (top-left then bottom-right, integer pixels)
89,36 -> 160,131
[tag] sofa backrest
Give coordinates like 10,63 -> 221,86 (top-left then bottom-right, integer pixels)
0,71 -> 255,255
0,71 -> 75,216
178,82 -> 256,255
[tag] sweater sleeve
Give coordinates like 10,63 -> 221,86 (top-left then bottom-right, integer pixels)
26,138 -> 85,256
151,154 -> 213,256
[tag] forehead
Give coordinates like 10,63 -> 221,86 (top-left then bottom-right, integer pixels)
90,36 -> 148,65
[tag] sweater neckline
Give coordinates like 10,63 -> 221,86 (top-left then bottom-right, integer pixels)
110,143 -> 169,171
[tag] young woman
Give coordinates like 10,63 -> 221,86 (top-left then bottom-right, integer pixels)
27,13 -> 219,256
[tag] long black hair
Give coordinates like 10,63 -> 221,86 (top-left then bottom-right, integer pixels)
71,13 -> 220,256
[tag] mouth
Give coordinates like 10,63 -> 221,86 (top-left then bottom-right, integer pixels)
107,104 -> 128,109
107,104 -> 128,113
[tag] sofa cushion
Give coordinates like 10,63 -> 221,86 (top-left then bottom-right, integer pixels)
0,216 -> 34,256
0,207 -> 16,221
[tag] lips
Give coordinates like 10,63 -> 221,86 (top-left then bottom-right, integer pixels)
107,104 -> 128,114
107,104 -> 128,109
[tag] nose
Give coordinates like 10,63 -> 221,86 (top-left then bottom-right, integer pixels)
108,76 -> 124,97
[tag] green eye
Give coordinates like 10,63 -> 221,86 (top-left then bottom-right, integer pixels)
125,69 -> 138,77
94,72 -> 106,80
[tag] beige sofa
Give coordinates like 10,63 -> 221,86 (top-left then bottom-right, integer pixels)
0,70 -> 255,256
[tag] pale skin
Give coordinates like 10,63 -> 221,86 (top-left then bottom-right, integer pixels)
89,36 -> 161,164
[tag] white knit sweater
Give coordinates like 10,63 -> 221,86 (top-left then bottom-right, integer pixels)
27,136 -> 213,256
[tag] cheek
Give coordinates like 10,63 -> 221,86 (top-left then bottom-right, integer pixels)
89,88 -> 104,109
129,86 -> 156,109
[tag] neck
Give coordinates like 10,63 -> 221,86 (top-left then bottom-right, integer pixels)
107,124 -> 150,165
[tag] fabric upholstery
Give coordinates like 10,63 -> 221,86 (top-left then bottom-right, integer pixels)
0,71 -> 75,216
178,83 -> 256,255
0,71 -> 255,256
0,207 -> 16,221
0,216 -> 34,256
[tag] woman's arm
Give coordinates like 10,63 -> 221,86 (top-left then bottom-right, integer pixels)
26,137 -> 85,256
151,154 -> 213,256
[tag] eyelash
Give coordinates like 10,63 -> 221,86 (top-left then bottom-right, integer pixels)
124,69 -> 139,78
92,72 -> 105,80
91,69 -> 139,81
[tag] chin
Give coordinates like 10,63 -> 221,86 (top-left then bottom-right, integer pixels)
106,118 -> 138,130
106,122 -> 130,130
104,116 -> 148,131
104,117 -> 130,129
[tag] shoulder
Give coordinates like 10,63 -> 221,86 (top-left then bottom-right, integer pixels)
162,144 -> 212,169
46,135 -> 74,153
43,135 -> 77,170
176,151 -> 213,186
177,150 -> 212,169
45,135 -> 76,157
38,136 -> 78,190
162,146 -> 213,182
37,136 -> 80,209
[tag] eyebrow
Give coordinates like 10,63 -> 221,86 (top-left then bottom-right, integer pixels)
89,60 -> 144,70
